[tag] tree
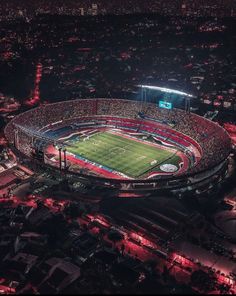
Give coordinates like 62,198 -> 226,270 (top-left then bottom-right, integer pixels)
145,259 -> 158,276
107,230 -> 123,247
63,201 -> 82,218
190,270 -> 216,292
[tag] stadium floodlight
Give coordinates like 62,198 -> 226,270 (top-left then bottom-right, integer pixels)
137,85 -> 194,98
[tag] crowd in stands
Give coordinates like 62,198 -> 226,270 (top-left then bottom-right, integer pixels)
5,99 -> 232,176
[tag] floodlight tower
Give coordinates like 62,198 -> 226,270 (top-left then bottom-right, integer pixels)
58,147 -> 62,171
185,97 -> 191,113
140,86 -> 148,112
63,148 -> 67,170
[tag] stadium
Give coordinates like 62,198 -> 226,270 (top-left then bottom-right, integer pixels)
4,98 -> 232,197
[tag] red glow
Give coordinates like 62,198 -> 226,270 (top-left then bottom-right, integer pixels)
0,285 -> 15,294
25,62 -> 42,106
171,253 -> 194,268
224,123 -> 236,144
87,214 -> 110,228
129,232 -> 157,249
217,274 -> 234,286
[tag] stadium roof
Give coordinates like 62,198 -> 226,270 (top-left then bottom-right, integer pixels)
138,85 -> 194,98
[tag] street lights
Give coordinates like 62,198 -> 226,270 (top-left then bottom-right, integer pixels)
63,148 -> 67,170
58,146 -> 62,171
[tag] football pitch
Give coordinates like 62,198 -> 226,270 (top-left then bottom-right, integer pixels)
66,131 -> 180,178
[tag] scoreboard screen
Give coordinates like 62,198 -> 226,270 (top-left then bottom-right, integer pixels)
159,101 -> 172,110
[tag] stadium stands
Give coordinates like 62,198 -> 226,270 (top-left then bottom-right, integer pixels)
5,99 -> 231,180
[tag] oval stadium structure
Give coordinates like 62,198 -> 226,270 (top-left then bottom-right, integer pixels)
4,99 -> 232,196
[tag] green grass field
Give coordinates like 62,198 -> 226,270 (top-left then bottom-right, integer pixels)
66,131 -> 180,178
